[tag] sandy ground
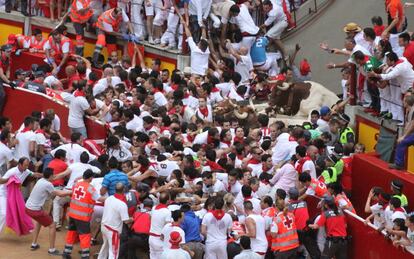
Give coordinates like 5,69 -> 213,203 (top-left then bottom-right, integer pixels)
0,227 -> 100,259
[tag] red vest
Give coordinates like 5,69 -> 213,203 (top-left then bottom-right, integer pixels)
47,35 -> 73,57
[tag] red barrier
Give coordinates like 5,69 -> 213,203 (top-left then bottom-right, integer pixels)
352,154 -> 414,216
3,86 -> 107,140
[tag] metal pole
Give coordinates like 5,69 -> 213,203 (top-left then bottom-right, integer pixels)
349,63 -> 357,105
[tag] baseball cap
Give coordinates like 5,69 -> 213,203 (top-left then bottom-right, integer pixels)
15,68 -> 27,76
322,195 -> 334,204
34,70 -> 45,78
391,179 -> 403,190
339,113 -> 351,123
320,106 -> 330,116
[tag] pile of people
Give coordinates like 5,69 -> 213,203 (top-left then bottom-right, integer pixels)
0,0 -> 413,258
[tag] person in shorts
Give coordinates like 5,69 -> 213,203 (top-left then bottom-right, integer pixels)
25,167 -> 71,255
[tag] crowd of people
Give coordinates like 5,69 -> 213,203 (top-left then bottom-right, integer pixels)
0,0 -> 413,258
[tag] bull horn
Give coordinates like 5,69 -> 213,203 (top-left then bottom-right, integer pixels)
234,109 -> 248,119
228,99 -> 237,107
249,98 -> 257,112
277,82 -> 290,91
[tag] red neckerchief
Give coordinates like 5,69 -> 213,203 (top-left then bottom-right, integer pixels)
180,106 -> 186,116
393,59 -> 404,67
227,183 -> 232,192
295,156 -> 312,174
114,193 -> 127,204
186,134 -> 195,143
155,204 -> 168,210
21,127 -> 32,133
288,136 -> 297,142
171,84 -> 178,91
35,129 -> 45,135
153,89 -> 163,94
394,207 -> 405,213
207,135 -> 215,145
74,89 -> 86,97
144,124 -> 153,131
211,209 -> 225,220
236,154 -> 244,161
198,107 -> 209,118
221,140 -> 231,146
168,107 -> 176,115
170,243 -> 180,249
243,196 -> 252,201
184,92 -> 190,98
262,164 -> 270,172
233,136 -> 244,144
261,179 -> 270,185
211,87 -> 220,93
205,160 -> 224,171
33,79 -> 43,84
248,158 -> 261,165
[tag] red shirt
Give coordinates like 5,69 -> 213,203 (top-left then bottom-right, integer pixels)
403,41 -> 414,66
386,0 -> 404,32
341,156 -> 353,192
48,158 -> 68,186
288,200 -> 309,230
317,210 -> 347,237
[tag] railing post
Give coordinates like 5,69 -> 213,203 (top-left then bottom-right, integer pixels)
314,0 -> 317,12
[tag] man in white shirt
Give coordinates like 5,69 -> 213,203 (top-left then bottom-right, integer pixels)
160,231 -> 192,259
370,52 -> 414,122
50,132 -> 96,165
67,80 -> 99,137
98,182 -> 131,259
0,158 -> 38,232
15,116 -> 36,160
149,192 -> 172,259
244,201 -> 268,257
201,171 -> 226,197
262,0 -> 288,59
160,210 -> 186,250
183,22 -> 210,76
226,42 -> 253,84
201,198 -> 232,259
227,2 -> 260,50
188,0 -> 212,42
0,129 -> 14,175
234,236 -> 261,259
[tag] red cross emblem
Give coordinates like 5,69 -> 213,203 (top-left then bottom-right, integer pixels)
282,215 -> 294,230
74,186 -> 86,200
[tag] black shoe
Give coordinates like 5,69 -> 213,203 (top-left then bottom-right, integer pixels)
48,249 -> 61,256
30,244 -> 40,251
389,163 -> 403,170
5,9 -> 11,13
61,253 -> 71,259
21,11 -> 31,17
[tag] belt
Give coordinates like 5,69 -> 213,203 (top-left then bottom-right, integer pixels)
256,251 -> 266,255
327,236 -> 348,242
149,232 -> 161,237
242,32 -> 257,37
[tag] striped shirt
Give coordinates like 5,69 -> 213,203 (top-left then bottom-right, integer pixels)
102,169 -> 130,195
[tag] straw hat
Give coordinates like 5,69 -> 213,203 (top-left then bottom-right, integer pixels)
343,22 -> 362,33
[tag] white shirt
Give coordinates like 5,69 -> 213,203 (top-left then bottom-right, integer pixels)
246,214 -> 268,253
202,180 -> 226,195
229,4 -> 259,35
93,76 -> 122,96
370,203 -> 386,228
15,130 -> 36,160
51,143 -> 96,165
154,91 -> 168,107
269,163 -> 297,194
0,142 -> 13,167
193,131 -> 209,145
271,133 -> 298,164
380,57 -> 414,93
316,119 -> 329,133
234,250 -> 261,259
188,37 -> 210,76
188,0 -> 212,26
0,166 -> 32,196
216,82 -> 233,97
68,95 -> 90,128
201,212 -> 232,244
160,248 -> 191,259
66,163 -> 101,189
295,160 -> 316,179
264,5 -> 286,26
150,206 -> 172,235
161,224 -> 185,249
101,195 -> 130,233
150,160 -> 180,178
234,55 -> 253,83
126,115 -> 143,132
107,146 -> 132,162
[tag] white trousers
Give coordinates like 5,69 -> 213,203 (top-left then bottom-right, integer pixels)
389,84 -> 404,122
149,235 -> 163,259
131,0 -> 146,39
204,242 -> 228,259
52,195 -> 70,224
161,8 -> 179,47
0,195 -> 6,233
98,225 -> 121,259
379,86 -> 391,113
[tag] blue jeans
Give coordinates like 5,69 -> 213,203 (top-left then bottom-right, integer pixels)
395,133 -> 414,167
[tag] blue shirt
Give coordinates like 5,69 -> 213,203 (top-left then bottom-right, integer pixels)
181,211 -> 202,242
102,169 -> 130,196
250,37 -> 268,65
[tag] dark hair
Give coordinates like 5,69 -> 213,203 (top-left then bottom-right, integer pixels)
353,50 -> 365,61
390,197 -> 401,208
43,167 -> 54,179
262,195 -> 273,207
214,197 -> 225,209
257,114 -> 269,127
54,149 -> 67,159
199,39 -> 209,52
386,52 -> 399,62
108,156 -> 119,169
171,210 -> 183,222
399,32 -> 411,42
241,185 -> 252,198
371,16 -> 383,26
71,132 -> 82,143
363,27 -> 376,40
295,145 -> 307,157
23,116 -> 34,127
276,189 -> 287,200
229,4 -> 240,14
32,28 -> 42,35
80,151 -> 89,164
299,172 -> 312,183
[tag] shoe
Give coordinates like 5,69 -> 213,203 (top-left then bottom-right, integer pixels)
148,36 -> 154,44
61,254 -> 72,259
389,163 -> 403,170
154,38 -> 161,44
5,9 -> 11,13
48,249 -> 61,256
30,244 -> 40,251
21,11 -> 31,17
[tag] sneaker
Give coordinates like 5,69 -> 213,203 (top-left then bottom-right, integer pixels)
55,223 -> 62,231
48,249 -> 61,256
383,112 -> 393,120
30,244 -> 40,251
389,163 -> 403,170
148,36 -> 154,44
154,38 -> 161,45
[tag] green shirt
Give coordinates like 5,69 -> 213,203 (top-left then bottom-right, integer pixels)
394,194 -> 408,208
362,56 -> 382,73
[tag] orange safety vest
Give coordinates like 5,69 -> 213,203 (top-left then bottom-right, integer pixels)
335,193 -> 356,214
70,0 -> 93,24
309,178 -> 328,198
262,207 -> 277,247
8,34 -> 26,48
68,181 -> 96,222
27,35 -> 45,50
47,35 -> 73,56
96,8 -> 123,32
271,212 -> 300,252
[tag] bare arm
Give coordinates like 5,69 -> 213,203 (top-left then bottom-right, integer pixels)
244,217 -> 256,238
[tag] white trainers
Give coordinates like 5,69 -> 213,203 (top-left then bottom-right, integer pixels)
154,38 -> 161,45
148,36 -> 154,44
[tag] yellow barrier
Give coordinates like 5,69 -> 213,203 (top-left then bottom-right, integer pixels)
357,122 -> 380,153
408,147 -> 414,174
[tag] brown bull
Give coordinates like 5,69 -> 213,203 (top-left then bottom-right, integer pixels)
213,99 -> 259,128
